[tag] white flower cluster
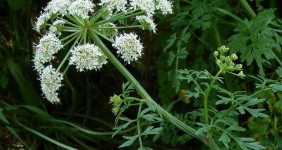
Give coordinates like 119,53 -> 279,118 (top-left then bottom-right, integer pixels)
49,20 -> 66,34
155,0 -> 173,15
68,0 -> 95,19
136,15 -> 156,33
35,12 -> 51,32
112,33 -> 143,64
33,33 -> 63,73
130,0 -> 156,17
40,65 -> 63,103
69,44 -> 108,71
99,0 -> 127,12
35,0 -> 95,31
130,0 -> 173,16
44,0 -> 71,15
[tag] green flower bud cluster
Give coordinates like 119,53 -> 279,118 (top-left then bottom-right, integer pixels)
214,46 -> 246,78
109,95 -> 123,115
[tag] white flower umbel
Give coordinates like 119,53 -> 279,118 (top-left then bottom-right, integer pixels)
130,0 -> 156,17
33,33 -> 63,73
68,0 -> 95,19
112,33 -> 143,64
49,20 -> 66,34
136,15 -> 156,33
44,0 -> 71,15
99,0 -> 127,12
155,0 -> 173,15
35,12 -> 51,32
40,65 -> 63,103
69,44 -> 108,71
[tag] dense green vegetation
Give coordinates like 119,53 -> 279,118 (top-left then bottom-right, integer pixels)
0,0 -> 282,149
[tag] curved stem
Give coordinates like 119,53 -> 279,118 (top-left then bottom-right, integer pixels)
89,32 -> 220,150
213,7 -> 244,23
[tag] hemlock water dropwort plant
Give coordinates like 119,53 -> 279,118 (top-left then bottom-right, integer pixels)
32,0 -> 231,149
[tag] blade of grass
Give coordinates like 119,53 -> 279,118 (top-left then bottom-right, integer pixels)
7,59 -> 42,107
16,120 -> 78,150
0,107 -> 30,149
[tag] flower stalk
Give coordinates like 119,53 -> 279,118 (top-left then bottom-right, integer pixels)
203,69 -> 222,124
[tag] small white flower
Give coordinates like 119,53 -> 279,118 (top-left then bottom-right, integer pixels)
69,44 -> 108,71
40,65 -> 63,103
112,33 -> 143,64
136,15 -> 156,33
97,23 -> 118,38
49,20 -> 66,34
130,0 -> 156,16
155,0 -> 173,15
33,33 -> 63,73
99,0 -> 127,12
68,0 -> 95,19
35,12 -> 51,32
44,0 -> 71,15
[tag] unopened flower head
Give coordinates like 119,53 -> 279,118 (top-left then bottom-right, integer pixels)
44,0 -> 71,15
237,71 -> 246,79
69,44 -> 108,71
110,94 -> 123,115
130,0 -> 156,16
97,23 -> 118,38
40,65 -> 63,103
112,33 -> 143,64
215,45 -> 245,77
100,0 -> 127,12
136,15 -> 156,33
35,12 -> 51,32
68,0 -> 95,19
33,33 -> 63,73
155,0 -> 173,15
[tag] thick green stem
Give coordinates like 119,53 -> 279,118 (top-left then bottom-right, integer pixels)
203,70 -> 222,124
239,0 -> 256,18
89,32 -> 220,150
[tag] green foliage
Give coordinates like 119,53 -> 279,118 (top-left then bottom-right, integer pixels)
111,83 -> 163,149
156,0 -> 282,149
228,9 -> 282,75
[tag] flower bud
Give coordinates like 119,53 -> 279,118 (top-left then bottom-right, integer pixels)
218,45 -> 229,53
237,71 -> 246,78
231,54 -> 238,60
235,64 -> 243,70
213,51 -> 219,57
110,95 -> 123,106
